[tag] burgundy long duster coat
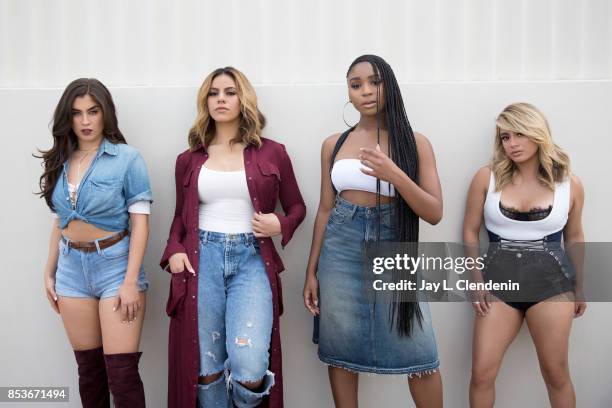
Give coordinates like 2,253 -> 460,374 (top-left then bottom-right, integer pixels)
160,138 -> 306,408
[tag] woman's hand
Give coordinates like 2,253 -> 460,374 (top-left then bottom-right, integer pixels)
574,301 -> 587,317
359,145 -> 400,184
303,273 -> 320,316
471,290 -> 493,317
114,282 -> 141,323
251,212 -> 281,238
169,252 -> 195,274
44,273 -> 59,314
574,289 -> 587,317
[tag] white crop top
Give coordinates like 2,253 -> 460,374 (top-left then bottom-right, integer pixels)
198,167 -> 254,233
331,159 -> 395,197
483,171 -> 570,241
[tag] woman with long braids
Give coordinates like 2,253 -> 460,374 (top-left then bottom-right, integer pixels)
37,78 -> 152,407
463,103 -> 586,407
160,67 -> 305,408
304,55 -> 444,407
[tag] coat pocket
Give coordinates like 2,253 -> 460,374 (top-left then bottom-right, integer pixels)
257,161 -> 281,180
166,271 -> 188,317
256,161 -> 280,208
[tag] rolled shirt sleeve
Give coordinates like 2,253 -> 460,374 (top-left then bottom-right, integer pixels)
124,151 -> 153,207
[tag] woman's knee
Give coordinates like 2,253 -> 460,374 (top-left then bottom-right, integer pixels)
199,371 -> 223,385
471,364 -> 498,388
541,363 -> 571,390
228,351 -> 269,384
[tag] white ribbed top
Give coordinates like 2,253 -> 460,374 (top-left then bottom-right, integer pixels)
483,171 -> 570,241
198,167 -> 254,233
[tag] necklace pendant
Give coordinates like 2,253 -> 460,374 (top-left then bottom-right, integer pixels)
69,190 -> 77,210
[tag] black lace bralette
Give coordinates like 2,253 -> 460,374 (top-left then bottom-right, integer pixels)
499,203 -> 553,221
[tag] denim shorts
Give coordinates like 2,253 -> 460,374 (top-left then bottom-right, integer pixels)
314,196 -> 440,375
483,238 -> 576,311
197,231 -> 274,387
55,234 -> 149,299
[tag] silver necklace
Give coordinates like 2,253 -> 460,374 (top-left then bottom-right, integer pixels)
69,148 -> 96,209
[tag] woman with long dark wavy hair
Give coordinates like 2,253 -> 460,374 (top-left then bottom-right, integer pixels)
304,55 -> 444,407
160,67 -> 305,408
37,78 -> 152,407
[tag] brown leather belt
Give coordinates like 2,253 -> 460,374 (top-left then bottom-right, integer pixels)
65,230 -> 129,252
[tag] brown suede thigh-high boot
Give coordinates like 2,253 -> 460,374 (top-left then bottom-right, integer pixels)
73,347 -> 111,408
104,352 -> 145,408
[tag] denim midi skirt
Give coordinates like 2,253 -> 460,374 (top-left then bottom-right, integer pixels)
313,196 -> 439,375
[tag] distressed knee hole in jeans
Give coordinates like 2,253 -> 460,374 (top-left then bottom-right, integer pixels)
235,336 -> 252,348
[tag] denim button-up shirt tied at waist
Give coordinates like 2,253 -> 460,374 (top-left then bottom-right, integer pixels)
51,138 -> 153,231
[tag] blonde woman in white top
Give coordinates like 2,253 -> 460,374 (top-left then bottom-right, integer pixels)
463,103 -> 586,408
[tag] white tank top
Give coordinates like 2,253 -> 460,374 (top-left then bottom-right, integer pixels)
198,167 -> 254,233
331,159 -> 395,197
483,170 -> 570,241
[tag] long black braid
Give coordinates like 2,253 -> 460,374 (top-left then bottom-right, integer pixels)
347,54 -> 423,336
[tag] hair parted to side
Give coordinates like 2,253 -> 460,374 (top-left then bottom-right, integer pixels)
35,78 -> 126,211
347,54 -> 422,337
493,102 -> 570,191
188,67 -> 266,150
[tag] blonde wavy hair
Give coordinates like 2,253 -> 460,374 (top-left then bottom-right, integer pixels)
188,67 -> 265,150
492,102 -> 570,191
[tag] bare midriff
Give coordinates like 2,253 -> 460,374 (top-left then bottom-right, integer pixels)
339,190 -> 395,207
62,220 -> 119,242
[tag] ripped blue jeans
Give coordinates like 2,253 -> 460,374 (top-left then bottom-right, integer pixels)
197,230 -> 274,407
